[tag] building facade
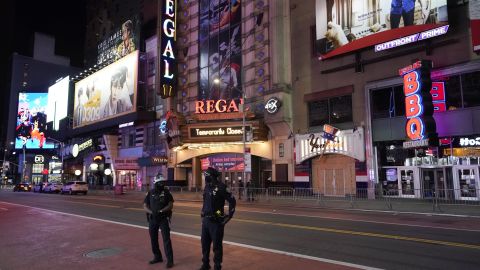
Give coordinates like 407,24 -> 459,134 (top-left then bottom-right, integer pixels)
290,0 -> 480,200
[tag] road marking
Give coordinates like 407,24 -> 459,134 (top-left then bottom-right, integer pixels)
0,201 -> 381,270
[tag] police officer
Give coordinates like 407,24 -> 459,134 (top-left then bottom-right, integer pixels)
199,167 -> 236,270
143,174 -> 174,268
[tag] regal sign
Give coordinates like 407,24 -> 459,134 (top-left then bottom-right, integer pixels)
159,0 -> 177,98
400,60 -> 437,145
195,99 -> 243,114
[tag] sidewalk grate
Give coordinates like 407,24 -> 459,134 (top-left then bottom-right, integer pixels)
84,247 -> 123,258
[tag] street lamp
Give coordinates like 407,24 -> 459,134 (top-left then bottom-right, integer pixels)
48,137 -> 64,182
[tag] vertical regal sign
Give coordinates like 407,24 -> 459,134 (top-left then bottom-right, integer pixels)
159,0 -> 177,99
400,60 -> 438,146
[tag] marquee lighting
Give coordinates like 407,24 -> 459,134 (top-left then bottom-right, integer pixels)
159,0 -> 177,98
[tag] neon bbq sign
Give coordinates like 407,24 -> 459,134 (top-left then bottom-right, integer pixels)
400,60 -> 437,144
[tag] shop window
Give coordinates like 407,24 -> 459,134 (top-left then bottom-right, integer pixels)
443,75 -> 462,110
330,95 -> 352,124
371,86 -> 405,119
459,169 -> 477,198
461,71 -> 480,108
308,95 -> 352,127
308,100 -> 329,127
32,164 -> 44,174
400,170 -> 415,195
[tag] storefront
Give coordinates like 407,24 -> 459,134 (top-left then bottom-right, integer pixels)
114,157 -> 140,190
366,61 -> 480,201
295,127 -> 365,196
138,156 -> 169,189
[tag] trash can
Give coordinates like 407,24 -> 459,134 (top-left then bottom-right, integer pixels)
114,184 -> 123,195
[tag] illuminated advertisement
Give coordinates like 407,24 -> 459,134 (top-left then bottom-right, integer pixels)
201,154 -> 244,171
47,76 -> 69,130
315,0 -> 448,59
159,0 -> 177,98
199,0 -> 242,100
15,93 -> 54,149
97,18 -> 140,65
400,60 -> 437,146
73,50 -> 138,128
470,0 -> 480,52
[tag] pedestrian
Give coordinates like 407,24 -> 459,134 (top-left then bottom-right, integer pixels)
246,180 -> 254,202
199,167 -> 236,270
143,174 -> 174,268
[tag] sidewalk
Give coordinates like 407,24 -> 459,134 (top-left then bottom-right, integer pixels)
0,202 -> 368,270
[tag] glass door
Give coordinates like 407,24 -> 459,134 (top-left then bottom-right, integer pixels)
453,166 -> 480,200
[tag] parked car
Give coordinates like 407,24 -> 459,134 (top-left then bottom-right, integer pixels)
33,182 -> 48,193
44,182 -> 64,193
61,181 -> 88,195
13,182 -> 32,192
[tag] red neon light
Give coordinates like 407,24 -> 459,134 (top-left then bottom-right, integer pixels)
430,82 -> 446,113
405,117 -> 424,140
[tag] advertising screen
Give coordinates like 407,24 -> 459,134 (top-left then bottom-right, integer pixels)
15,93 -> 54,149
201,154 -> 244,171
198,0 -> 242,100
97,18 -> 140,65
73,50 -> 138,128
315,0 -> 448,59
47,76 -> 69,130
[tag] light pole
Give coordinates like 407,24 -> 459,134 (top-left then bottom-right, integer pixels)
48,137 -> 64,183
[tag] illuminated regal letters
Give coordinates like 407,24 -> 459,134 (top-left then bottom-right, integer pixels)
195,99 -> 244,114
400,60 -> 437,145
159,0 -> 177,98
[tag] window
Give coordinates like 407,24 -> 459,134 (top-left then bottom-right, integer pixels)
121,128 -> 136,148
371,86 -> 405,119
443,75 -> 462,110
308,95 -> 352,127
32,164 -> 44,174
461,71 -> 480,108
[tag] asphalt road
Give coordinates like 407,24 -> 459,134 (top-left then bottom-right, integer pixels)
1,190 -> 479,270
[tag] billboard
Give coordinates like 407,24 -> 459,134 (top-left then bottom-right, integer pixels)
97,18 -> 140,65
315,0 -> 448,59
15,93 -> 54,149
201,154 -> 244,171
47,76 -> 69,130
198,0 -> 242,100
73,50 -> 138,128
159,0 -> 178,99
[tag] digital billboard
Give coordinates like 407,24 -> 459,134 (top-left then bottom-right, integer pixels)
73,50 -> 138,128
315,0 -> 448,59
47,76 -> 69,130
97,18 -> 140,65
198,0 -> 242,100
15,93 -> 54,149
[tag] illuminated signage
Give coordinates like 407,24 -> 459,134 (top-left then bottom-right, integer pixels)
375,25 -> 449,52
72,139 -> 94,157
265,98 -> 281,114
34,155 -> 45,164
119,122 -> 134,128
15,92 -> 55,149
315,0 -> 448,59
159,120 -> 167,134
460,137 -> 480,147
190,126 -> 250,138
430,82 -> 446,112
195,99 -> 243,114
47,76 -> 70,131
74,50 -> 139,128
401,60 -> 437,144
159,0 -> 177,98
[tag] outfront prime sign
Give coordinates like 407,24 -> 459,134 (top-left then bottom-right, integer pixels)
159,0 -> 177,99
375,25 -> 449,52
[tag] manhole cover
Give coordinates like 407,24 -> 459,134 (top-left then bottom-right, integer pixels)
84,247 -> 123,258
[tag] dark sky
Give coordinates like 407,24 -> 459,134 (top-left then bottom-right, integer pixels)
0,0 -> 86,146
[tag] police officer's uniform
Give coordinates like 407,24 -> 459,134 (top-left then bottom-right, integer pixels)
200,167 -> 236,270
144,176 -> 174,268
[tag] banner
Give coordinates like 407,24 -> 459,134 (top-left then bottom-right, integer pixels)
201,154 -> 244,172
199,0 -> 242,100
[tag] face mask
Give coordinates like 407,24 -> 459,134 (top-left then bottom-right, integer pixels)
154,181 -> 165,190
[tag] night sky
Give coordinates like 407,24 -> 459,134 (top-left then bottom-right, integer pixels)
0,0 -> 86,146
